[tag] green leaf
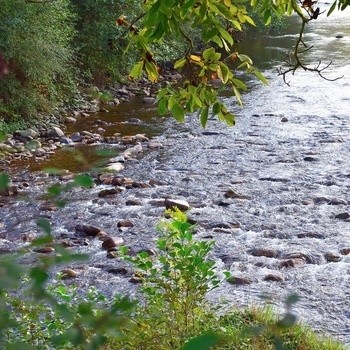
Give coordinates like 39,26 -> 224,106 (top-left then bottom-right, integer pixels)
129,61 -> 144,79
253,69 -> 268,85
73,174 -> 94,188
237,53 -> 253,65
217,62 -> 231,83
174,57 -> 187,69
0,172 -> 10,190
36,217 -> 52,235
181,332 -> 221,350
217,26 -> 233,46
30,267 -> 49,286
171,103 -> 185,122
181,0 -> 196,13
286,293 -> 300,307
233,86 -> 243,106
327,1 -> 337,15
203,47 -> 216,61
47,183 -> 62,197
145,61 -> 159,82
158,98 -> 168,115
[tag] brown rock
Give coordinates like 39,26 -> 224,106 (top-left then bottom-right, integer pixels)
61,268 -> 78,279
117,220 -> 134,228
34,246 -> 55,254
101,236 -> 124,250
164,198 -> 190,211
340,248 -> 350,255
263,274 -> 284,282
75,224 -> 101,236
227,276 -> 252,285
125,198 -> 142,206
149,179 -> 166,186
98,188 -> 121,198
39,201 -> 57,211
279,258 -> 305,269
325,252 -> 342,262
250,248 -> 278,258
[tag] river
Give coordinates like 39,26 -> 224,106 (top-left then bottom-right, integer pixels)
1,2 -> 350,345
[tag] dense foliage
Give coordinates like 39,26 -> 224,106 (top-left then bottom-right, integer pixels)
1,0 -> 349,124
0,0 -> 76,120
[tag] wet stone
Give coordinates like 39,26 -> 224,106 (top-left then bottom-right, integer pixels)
34,246 -> 55,254
75,224 -> 101,236
334,212 -> 350,220
279,258 -> 305,269
263,274 -> 284,282
107,267 -> 128,275
98,188 -> 121,198
227,276 -> 252,285
148,141 -> 164,149
164,198 -> 190,211
117,220 -> 134,228
101,236 -> 124,250
149,179 -> 166,186
61,268 -> 78,279
39,201 -> 57,211
219,254 -> 240,266
224,189 -> 249,199
107,251 -> 118,259
325,252 -> 342,263
125,198 -> 142,206
250,248 -> 278,258
297,232 -> 325,239
47,127 -> 65,139
304,156 -> 318,162
340,248 -> 350,255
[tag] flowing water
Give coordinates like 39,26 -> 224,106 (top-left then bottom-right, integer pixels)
1,3 -> 350,344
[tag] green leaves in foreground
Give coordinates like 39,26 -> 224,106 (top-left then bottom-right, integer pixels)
0,172 -> 10,190
181,332 -> 221,350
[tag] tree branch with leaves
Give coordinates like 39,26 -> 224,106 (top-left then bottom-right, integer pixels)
117,0 -> 349,127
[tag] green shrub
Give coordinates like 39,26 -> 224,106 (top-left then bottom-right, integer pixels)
0,0 -> 77,120
71,0 -> 142,87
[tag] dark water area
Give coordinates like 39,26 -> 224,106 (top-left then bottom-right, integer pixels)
1,3 -> 350,345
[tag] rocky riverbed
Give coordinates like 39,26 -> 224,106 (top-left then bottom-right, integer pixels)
1,71 -> 350,344
1,5 -> 350,345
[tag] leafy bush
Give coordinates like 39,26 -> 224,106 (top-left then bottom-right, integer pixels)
117,209 -> 221,349
0,0 -> 77,120
71,0 -> 142,87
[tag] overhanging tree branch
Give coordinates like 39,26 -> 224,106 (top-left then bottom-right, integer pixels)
278,0 -> 343,84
